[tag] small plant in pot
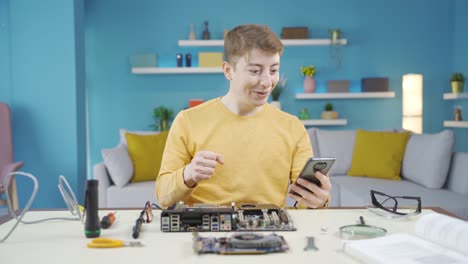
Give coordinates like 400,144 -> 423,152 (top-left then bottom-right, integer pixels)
451,72 -> 465,93
152,106 -> 174,131
301,65 -> 317,93
321,102 -> 339,120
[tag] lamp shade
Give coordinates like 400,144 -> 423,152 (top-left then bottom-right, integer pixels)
402,74 -> 423,133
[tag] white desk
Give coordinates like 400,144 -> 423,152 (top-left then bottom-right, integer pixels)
0,208 -> 446,264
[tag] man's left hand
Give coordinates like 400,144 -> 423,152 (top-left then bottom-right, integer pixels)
288,171 -> 332,208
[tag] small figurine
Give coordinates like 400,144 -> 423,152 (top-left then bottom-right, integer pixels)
188,24 -> 196,40
202,21 -> 210,40
185,53 -> 192,67
455,107 -> 463,121
176,53 -> 183,67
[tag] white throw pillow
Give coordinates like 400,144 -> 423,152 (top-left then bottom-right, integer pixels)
101,145 -> 134,187
119,129 -> 160,146
401,130 -> 455,188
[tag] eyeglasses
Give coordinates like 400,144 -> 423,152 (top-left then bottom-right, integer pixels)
368,190 -> 421,218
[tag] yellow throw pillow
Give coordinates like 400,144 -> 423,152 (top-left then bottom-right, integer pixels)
126,131 -> 169,182
348,129 -> 410,180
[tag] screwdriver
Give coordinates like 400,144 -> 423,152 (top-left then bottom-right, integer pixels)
100,212 -> 116,229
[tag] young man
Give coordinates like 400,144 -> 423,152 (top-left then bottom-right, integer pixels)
155,24 -> 331,209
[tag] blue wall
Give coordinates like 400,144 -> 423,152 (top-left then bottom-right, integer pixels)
3,0 -> 467,208
86,0 -> 465,167
0,0 -> 12,104
4,0 -> 87,208
451,0 -> 468,151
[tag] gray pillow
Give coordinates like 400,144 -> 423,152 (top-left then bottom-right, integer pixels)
102,145 -> 134,187
315,129 -> 356,176
307,128 -> 320,157
401,130 -> 454,188
447,152 -> 468,195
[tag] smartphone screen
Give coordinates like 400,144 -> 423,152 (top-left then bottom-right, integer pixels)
290,157 -> 335,196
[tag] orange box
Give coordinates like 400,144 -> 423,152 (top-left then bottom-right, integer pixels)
189,99 -> 204,108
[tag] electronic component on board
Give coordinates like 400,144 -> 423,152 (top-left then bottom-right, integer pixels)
193,232 -> 289,254
160,203 -> 295,232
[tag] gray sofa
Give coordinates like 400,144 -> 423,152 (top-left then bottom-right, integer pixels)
309,128 -> 468,219
95,128 -> 468,219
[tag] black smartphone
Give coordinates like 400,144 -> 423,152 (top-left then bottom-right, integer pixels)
289,157 -> 335,196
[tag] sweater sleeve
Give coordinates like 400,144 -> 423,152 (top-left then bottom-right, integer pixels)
155,111 -> 194,208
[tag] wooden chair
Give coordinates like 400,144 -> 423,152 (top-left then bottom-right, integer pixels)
0,102 -> 24,211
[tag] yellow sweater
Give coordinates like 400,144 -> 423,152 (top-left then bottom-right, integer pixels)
155,98 -> 313,208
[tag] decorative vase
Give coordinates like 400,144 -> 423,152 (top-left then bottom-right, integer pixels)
451,81 -> 464,93
188,23 -> 196,40
202,21 -> 210,40
303,76 -> 316,93
270,101 -> 281,109
455,108 -> 463,121
329,29 -> 342,43
321,111 -> 339,120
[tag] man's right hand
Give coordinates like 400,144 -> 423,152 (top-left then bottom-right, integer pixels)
183,150 -> 224,188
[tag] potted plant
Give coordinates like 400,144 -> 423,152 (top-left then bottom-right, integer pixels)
321,102 -> 339,120
152,106 -> 174,131
451,72 -> 465,93
270,75 -> 287,109
301,65 -> 317,93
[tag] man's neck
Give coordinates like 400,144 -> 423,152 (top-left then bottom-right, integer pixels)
221,94 -> 263,116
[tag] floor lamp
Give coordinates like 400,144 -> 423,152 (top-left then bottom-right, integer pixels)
402,74 -> 423,133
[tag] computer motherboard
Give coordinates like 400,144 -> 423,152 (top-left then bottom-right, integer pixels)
160,203 -> 295,232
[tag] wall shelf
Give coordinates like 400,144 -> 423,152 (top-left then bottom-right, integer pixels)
296,91 -> 395,99
443,93 -> 468,100
301,119 -> 348,126
443,121 -> 468,128
178,38 -> 348,47
132,67 -> 223,74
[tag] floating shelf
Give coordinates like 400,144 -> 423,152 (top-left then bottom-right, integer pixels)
282,39 -> 347,46
178,38 -> 348,47
443,93 -> 468,100
132,67 -> 223,74
301,119 -> 348,126
443,121 -> 468,128
178,40 -> 224,46
296,91 -> 395,99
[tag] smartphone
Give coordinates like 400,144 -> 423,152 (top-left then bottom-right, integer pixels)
289,157 -> 335,196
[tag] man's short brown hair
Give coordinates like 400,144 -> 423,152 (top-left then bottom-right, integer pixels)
224,24 -> 284,67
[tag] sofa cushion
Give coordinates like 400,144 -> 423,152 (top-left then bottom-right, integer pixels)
402,130 -> 455,189
126,131 -> 169,183
447,152 -> 468,195
107,181 -> 157,208
307,128 -> 320,157
311,129 -> 356,176
119,129 -> 160,147
348,130 -> 410,180
101,145 -> 133,187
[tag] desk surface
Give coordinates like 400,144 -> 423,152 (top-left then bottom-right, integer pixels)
0,208 -> 455,264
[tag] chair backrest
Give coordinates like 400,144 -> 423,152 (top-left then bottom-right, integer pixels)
0,102 -> 14,178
